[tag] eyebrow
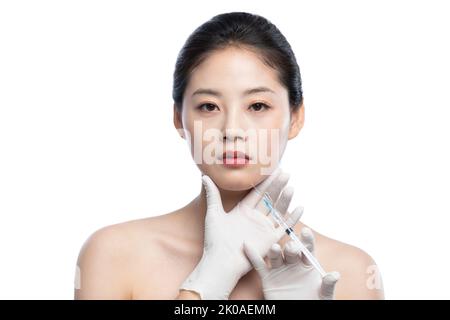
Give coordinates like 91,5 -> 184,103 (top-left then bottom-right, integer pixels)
191,86 -> 275,97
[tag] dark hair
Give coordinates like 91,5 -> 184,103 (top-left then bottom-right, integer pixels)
172,12 -> 303,112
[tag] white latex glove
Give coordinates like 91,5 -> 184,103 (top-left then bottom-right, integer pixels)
244,227 -> 340,300
179,168 -> 304,300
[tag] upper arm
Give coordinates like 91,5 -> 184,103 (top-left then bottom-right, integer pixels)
333,246 -> 385,300
74,225 -> 133,299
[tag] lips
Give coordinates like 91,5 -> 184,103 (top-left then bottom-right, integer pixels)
222,150 -> 250,160
221,150 -> 250,166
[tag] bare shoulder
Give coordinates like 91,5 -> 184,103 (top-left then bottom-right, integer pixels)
74,213 -> 176,299
312,229 -> 385,300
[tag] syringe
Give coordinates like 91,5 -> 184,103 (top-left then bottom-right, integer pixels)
252,184 -> 327,277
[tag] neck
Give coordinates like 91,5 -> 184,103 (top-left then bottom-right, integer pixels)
185,178 -> 252,235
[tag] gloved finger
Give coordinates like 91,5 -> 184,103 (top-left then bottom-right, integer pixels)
275,223 -> 288,239
268,243 -> 283,269
273,206 -> 303,239
319,271 -> 340,300
202,175 -> 224,214
243,242 -> 269,279
273,206 -> 304,239
283,239 -> 302,265
241,167 -> 282,208
273,185 -> 294,217
283,206 -> 304,229
255,172 -> 290,215
300,227 -> 315,266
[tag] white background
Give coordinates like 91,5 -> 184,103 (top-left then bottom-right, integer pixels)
0,0 -> 449,299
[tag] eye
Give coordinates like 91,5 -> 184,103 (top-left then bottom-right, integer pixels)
249,102 -> 271,112
197,103 -> 219,112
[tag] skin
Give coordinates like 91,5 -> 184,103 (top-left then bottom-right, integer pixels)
75,47 -> 384,300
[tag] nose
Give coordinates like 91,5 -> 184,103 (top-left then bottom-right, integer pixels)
222,106 -> 247,142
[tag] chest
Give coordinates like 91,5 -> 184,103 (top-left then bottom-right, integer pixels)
130,250 -> 265,300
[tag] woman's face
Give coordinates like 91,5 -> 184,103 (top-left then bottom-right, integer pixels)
175,46 -> 304,191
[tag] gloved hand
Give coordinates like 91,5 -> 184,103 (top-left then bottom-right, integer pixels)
244,227 -> 340,300
179,168 -> 304,300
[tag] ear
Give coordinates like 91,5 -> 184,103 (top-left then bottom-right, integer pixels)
288,103 -> 305,140
173,104 -> 185,139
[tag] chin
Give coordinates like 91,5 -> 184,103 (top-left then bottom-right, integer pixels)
198,163 -> 276,191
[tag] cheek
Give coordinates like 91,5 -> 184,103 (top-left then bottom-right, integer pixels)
183,117 -> 224,164
253,111 -> 290,150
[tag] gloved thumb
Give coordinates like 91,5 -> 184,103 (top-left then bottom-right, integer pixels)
202,175 -> 224,213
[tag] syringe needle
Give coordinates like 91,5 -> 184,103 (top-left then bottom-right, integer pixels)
261,193 -> 327,277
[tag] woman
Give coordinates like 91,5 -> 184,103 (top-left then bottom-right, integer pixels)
75,12 -> 384,300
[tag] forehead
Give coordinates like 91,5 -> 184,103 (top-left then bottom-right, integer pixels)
185,47 -> 286,97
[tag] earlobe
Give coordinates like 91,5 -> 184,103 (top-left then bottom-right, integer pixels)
173,105 -> 185,139
288,103 -> 305,140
